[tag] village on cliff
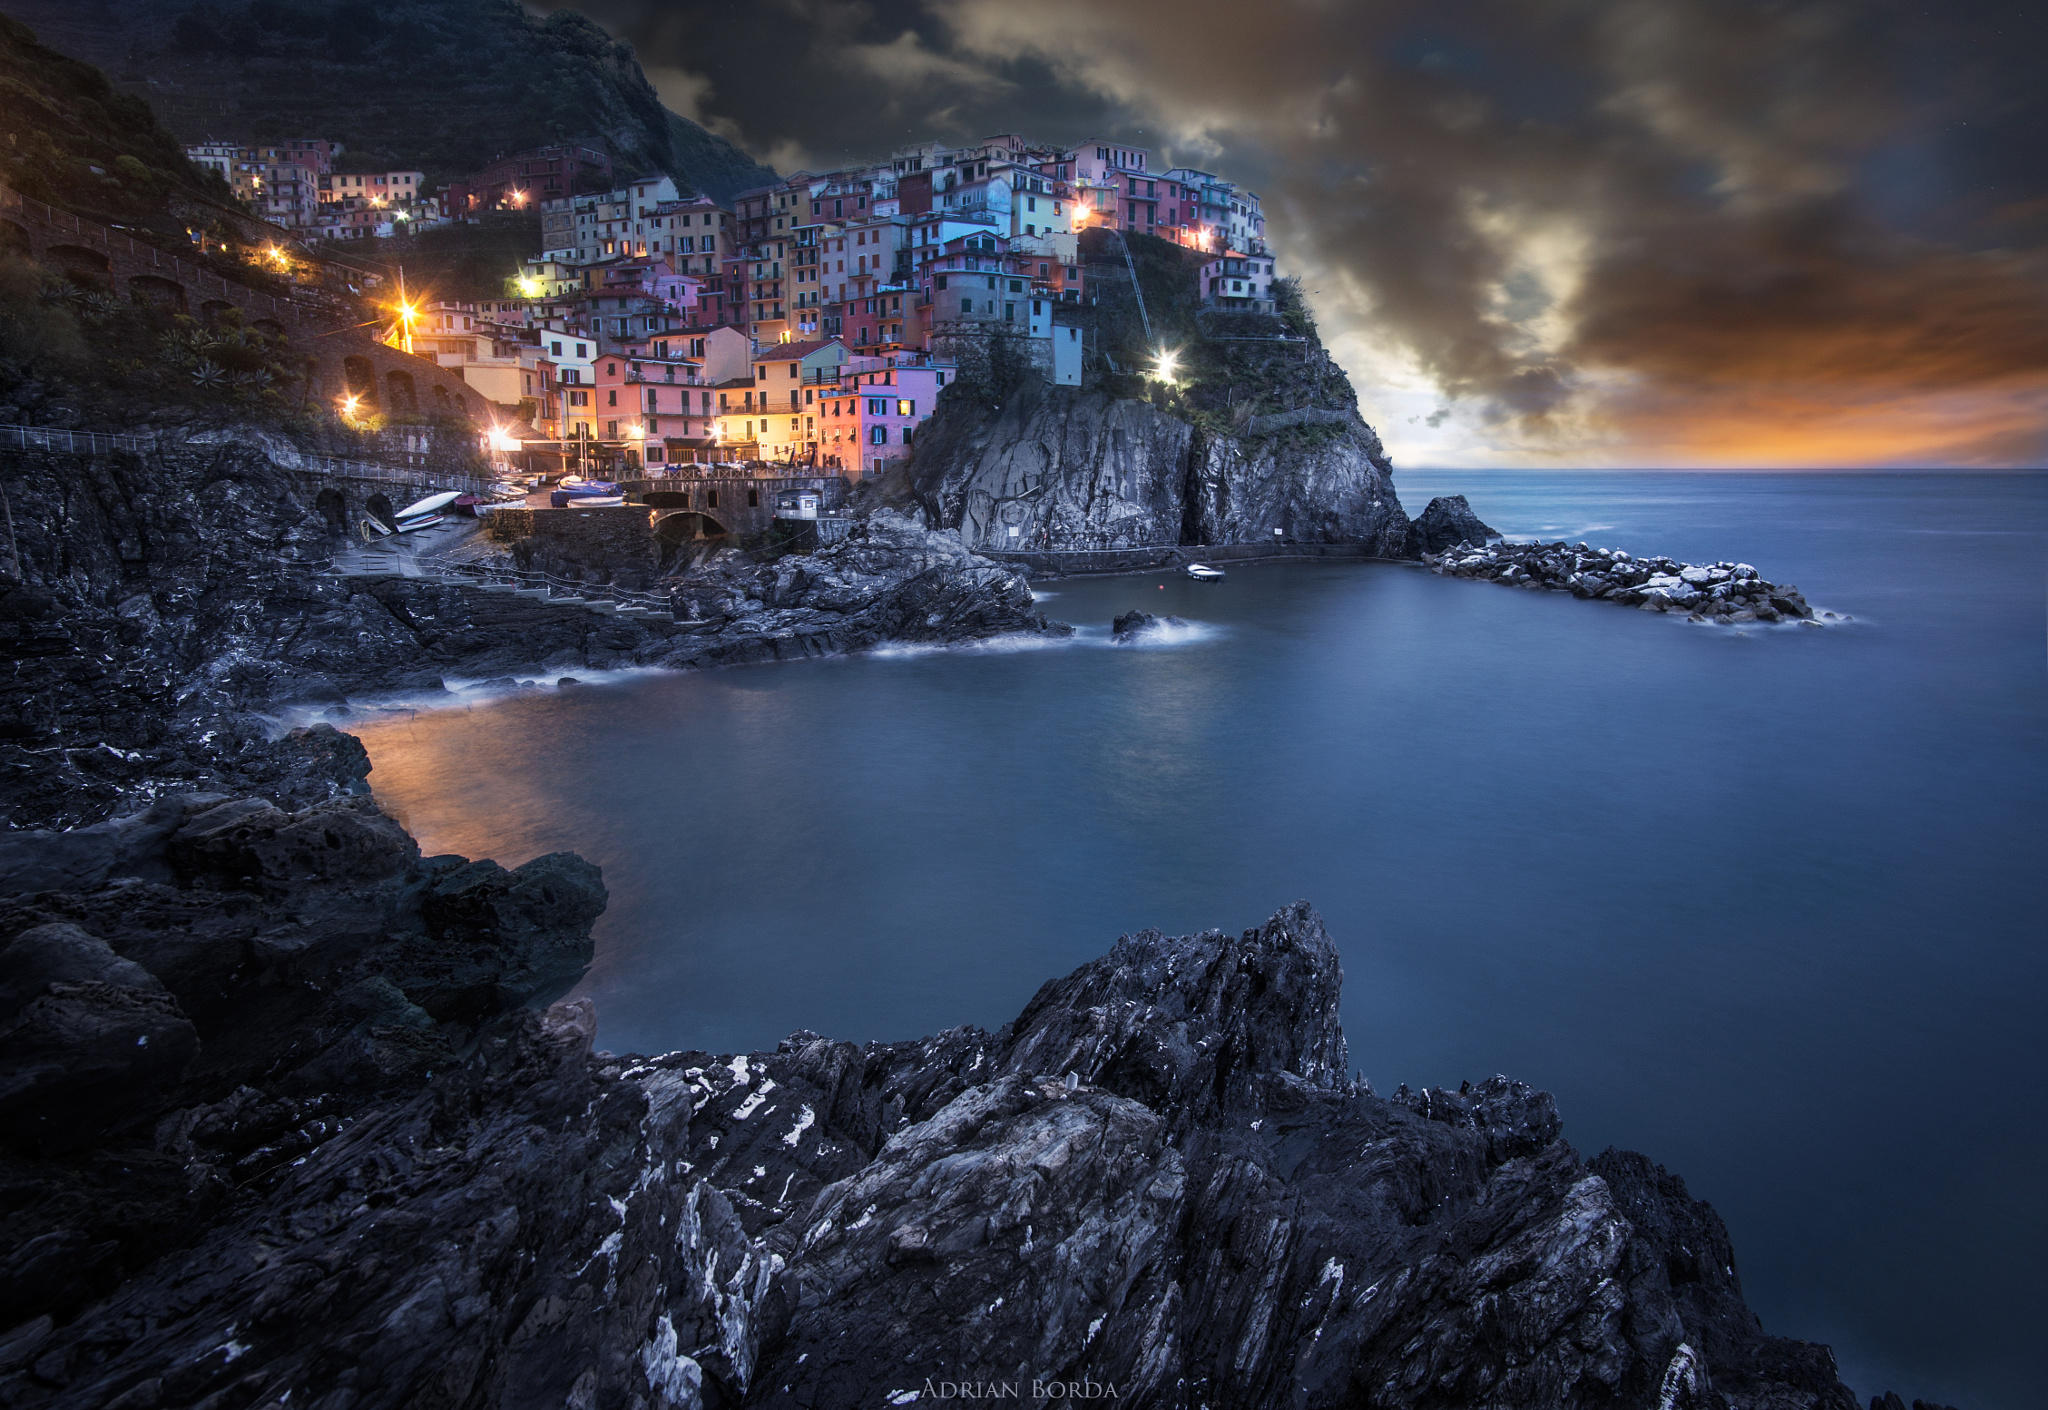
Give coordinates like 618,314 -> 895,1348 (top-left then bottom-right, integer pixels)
186,134 -> 1278,479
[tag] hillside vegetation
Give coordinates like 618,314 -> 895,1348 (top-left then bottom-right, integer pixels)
0,15 -> 231,233
0,0 -> 774,200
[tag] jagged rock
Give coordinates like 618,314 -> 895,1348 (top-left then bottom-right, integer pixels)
0,878 -> 1882,1408
1405,494 -> 1498,554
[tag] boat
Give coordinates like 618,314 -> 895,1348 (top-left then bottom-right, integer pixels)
557,476 -> 619,496
1185,563 -> 1227,581
393,513 -> 443,532
451,494 -> 483,517
393,490 -> 460,520
360,517 -> 393,538
571,495 -> 626,508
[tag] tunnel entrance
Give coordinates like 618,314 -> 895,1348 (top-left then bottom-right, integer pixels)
655,510 -> 730,544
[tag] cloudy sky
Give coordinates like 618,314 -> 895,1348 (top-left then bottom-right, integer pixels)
542,0 -> 2046,469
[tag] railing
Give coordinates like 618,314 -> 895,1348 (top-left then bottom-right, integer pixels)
0,422 -> 496,495
408,551 -> 690,618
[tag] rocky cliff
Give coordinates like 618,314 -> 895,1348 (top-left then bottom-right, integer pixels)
908,379 -> 1414,557
901,232 -> 1421,557
0,830 -> 1880,1409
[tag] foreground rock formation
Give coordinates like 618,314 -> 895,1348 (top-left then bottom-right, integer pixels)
0,797 -> 1880,1410
1426,540 -> 1836,624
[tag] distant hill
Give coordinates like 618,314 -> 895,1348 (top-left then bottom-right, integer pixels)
0,0 -> 776,201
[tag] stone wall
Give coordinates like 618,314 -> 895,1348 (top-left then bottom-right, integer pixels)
483,504 -> 663,588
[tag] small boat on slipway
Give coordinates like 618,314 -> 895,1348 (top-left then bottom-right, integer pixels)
1185,563 -> 1227,581
393,490 -> 460,520
556,476 -> 619,497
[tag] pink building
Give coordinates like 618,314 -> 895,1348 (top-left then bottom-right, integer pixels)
592,347 -> 717,466
816,360 -> 952,478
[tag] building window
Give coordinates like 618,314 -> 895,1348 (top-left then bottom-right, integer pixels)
870,425 -> 887,445
897,399 -> 913,416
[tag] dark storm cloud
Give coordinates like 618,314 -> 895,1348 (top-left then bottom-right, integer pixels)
546,0 -> 2048,466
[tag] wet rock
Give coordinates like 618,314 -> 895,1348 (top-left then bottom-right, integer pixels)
1110,609 -> 1187,640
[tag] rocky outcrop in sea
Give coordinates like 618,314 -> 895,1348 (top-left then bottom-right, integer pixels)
1425,540 -> 1837,624
1405,493 -> 1498,555
0,793 -> 1874,1409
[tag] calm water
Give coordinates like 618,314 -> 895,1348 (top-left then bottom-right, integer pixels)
354,471 -> 2047,1409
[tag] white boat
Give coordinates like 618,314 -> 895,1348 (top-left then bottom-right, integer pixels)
1185,563 -> 1226,581
394,513 -> 443,532
360,517 -> 393,538
393,490 -> 460,520
572,495 -> 626,507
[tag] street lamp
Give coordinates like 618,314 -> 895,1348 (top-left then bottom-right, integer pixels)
1152,348 -> 1180,385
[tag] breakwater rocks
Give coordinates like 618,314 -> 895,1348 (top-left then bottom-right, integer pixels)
0,814 -> 1880,1410
1426,541 -> 1834,624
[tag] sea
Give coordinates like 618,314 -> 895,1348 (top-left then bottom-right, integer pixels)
350,469 -> 2048,1409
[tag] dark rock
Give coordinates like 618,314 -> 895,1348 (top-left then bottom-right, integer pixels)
1405,494 -> 1498,554
0,923 -> 198,1153
0,880 -> 1890,1409
1110,609 -> 1188,640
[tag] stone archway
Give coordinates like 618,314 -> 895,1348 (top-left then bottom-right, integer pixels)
127,273 -> 187,313
45,243 -> 110,287
343,356 -> 379,404
655,510 -> 730,543
384,370 -> 418,414
313,487 -> 349,534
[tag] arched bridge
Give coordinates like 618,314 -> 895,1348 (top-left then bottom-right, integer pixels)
625,474 -> 850,541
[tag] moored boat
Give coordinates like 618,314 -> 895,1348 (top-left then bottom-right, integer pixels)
1186,563 -> 1226,581
393,513 -> 443,532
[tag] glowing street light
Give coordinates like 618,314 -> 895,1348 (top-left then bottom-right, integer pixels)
486,424 -> 520,454
1152,348 -> 1180,385
515,276 -> 543,299
339,392 -> 363,424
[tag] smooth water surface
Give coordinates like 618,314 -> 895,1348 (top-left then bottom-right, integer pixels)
354,471 -> 2048,1408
